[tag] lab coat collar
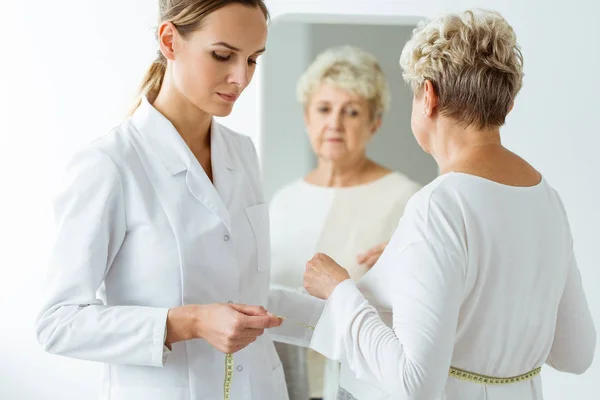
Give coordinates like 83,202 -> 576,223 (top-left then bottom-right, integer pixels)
131,97 -> 235,175
132,97 -> 235,231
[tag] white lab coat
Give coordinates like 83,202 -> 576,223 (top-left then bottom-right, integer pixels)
35,97 -> 324,400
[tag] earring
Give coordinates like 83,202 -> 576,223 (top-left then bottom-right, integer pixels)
423,109 -> 428,116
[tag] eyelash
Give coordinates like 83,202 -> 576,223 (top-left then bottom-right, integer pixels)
212,52 -> 258,65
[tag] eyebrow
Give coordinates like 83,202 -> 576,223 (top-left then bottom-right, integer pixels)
315,100 -> 361,106
212,42 -> 266,54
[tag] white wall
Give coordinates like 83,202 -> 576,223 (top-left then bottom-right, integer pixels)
1,0 -> 598,399
261,21 -> 314,199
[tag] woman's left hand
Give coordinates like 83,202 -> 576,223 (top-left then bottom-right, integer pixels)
304,253 -> 351,300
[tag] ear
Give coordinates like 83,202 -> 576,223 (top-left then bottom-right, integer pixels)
157,22 -> 179,61
422,80 -> 439,117
507,102 -> 514,114
370,115 -> 383,135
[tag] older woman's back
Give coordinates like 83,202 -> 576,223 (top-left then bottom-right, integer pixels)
313,171 -> 595,400
428,173 -> 593,399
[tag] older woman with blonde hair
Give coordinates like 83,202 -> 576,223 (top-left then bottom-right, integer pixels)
269,46 -> 421,400
303,9 -> 596,400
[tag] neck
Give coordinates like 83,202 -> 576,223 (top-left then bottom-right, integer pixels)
313,155 -> 372,187
430,117 -> 503,174
152,77 -> 212,153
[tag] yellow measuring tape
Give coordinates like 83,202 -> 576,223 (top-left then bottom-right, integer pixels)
222,316 -> 315,400
449,365 -> 542,385
224,353 -> 234,400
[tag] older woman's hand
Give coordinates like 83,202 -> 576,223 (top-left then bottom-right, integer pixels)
357,241 -> 389,270
304,253 -> 351,299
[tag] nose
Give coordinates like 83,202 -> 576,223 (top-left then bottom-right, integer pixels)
228,62 -> 251,90
327,110 -> 343,132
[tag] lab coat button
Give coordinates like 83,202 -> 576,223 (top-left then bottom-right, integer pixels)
224,234 -> 230,241
236,365 -> 243,372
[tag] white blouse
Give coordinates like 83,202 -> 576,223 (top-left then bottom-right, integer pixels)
270,172 -> 421,398
310,173 -> 596,400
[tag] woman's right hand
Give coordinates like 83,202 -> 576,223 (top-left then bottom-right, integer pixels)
166,303 -> 282,354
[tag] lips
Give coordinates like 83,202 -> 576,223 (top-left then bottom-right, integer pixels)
218,93 -> 238,102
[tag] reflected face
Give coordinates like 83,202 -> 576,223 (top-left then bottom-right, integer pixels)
170,4 -> 267,117
305,84 -> 380,162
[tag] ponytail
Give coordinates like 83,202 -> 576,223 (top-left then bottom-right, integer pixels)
128,52 -> 167,115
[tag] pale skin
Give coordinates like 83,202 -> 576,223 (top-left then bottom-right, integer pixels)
152,4 -> 282,354
304,80 -> 542,300
304,84 -> 391,269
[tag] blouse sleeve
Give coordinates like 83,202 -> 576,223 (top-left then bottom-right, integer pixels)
310,189 -> 467,399
546,246 -> 596,373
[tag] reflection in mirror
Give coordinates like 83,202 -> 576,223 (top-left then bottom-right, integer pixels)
261,19 -> 438,400
261,20 -> 438,199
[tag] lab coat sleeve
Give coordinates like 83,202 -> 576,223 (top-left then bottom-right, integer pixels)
267,285 -> 325,348
546,249 -> 596,374
310,237 -> 464,399
35,147 -> 170,367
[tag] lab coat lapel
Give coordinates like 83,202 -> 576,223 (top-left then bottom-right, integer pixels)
184,122 -> 233,232
133,98 -> 232,231
210,121 -> 242,212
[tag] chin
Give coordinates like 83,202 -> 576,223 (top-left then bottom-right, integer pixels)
321,152 -> 347,162
209,104 -> 235,118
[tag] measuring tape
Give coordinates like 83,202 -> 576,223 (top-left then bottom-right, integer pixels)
449,365 -> 541,385
222,316 -> 315,400
224,353 -> 234,400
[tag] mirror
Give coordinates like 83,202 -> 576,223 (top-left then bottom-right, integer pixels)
260,18 -> 438,200
260,16 -> 439,400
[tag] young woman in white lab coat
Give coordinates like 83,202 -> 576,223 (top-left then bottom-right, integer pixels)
35,1 -> 323,399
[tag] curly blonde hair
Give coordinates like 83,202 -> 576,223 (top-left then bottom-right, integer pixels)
297,46 -> 391,120
400,9 -> 524,129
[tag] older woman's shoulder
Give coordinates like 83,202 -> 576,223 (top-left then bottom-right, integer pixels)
373,171 -> 422,204
401,174 -> 463,215
268,178 -> 317,212
271,178 -> 307,198
385,172 -> 422,192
